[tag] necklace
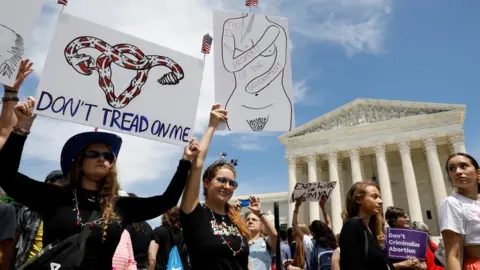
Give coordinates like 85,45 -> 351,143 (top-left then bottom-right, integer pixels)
204,204 -> 245,256
72,189 -> 103,228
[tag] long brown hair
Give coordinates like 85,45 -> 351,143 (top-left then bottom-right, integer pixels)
292,235 -> 305,268
67,145 -> 121,241
202,162 -> 250,239
162,206 -> 181,229
342,181 -> 384,247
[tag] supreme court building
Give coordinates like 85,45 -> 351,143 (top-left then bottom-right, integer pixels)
233,98 -> 467,237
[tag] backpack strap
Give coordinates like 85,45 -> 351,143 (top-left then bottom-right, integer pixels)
78,210 -> 100,245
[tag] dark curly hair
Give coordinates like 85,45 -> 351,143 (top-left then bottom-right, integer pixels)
161,206 -> 181,229
309,220 -> 337,249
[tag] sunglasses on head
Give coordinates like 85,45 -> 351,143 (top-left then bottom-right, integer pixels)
216,177 -> 238,189
85,150 -> 115,163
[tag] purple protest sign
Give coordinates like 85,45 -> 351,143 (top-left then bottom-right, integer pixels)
385,228 -> 428,260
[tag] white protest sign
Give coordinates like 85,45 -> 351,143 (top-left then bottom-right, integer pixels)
35,13 -> 204,146
213,10 -> 295,132
0,0 -> 44,87
290,182 -> 337,203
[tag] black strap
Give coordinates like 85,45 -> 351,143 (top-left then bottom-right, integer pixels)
77,210 -> 100,245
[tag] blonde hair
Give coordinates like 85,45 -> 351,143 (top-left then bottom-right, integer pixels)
297,223 -> 310,236
292,235 -> 305,268
68,145 -> 121,241
342,181 -> 385,247
203,162 -> 250,239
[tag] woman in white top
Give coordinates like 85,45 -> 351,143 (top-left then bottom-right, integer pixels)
439,153 -> 480,270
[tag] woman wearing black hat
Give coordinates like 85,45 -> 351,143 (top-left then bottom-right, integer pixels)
0,98 -> 200,269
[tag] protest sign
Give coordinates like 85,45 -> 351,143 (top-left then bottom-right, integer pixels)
290,182 -> 337,203
35,13 -> 204,146
385,228 -> 428,260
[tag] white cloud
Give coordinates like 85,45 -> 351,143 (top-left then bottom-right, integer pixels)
232,135 -> 267,151
293,80 -> 308,104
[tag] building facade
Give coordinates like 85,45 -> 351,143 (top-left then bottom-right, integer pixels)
277,98 -> 466,235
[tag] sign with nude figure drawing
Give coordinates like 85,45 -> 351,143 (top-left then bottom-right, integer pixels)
0,0 -> 44,87
35,13 -> 204,146
213,10 -> 295,132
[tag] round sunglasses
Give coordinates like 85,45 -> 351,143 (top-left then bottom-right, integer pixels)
216,177 -> 238,189
85,150 -> 115,163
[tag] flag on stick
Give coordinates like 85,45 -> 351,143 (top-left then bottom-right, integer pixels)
201,33 -> 213,55
246,0 -> 258,7
94,127 -> 98,132
57,0 -> 68,6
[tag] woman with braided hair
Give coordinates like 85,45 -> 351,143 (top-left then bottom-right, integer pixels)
180,104 -> 250,270
0,97 -> 200,269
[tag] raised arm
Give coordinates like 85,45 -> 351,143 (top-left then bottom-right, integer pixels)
247,196 -> 278,249
180,104 -> 227,214
0,59 -> 33,149
292,200 -> 305,239
0,98 -> 64,215
222,24 -> 280,73
117,142 -> 199,224
320,197 -> 332,229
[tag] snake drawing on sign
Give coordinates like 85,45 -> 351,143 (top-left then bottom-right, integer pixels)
64,36 -> 184,109
222,13 -> 293,131
0,24 -> 24,79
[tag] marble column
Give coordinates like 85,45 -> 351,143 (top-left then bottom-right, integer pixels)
307,155 -> 321,223
328,151 -> 343,234
423,137 -> 448,208
449,132 -> 467,154
287,156 -> 297,227
398,141 -> 423,223
374,144 -> 394,210
349,147 -> 363,184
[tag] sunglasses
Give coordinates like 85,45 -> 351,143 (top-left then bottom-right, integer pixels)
85,150 -> 115,163
216,177 -> 238,189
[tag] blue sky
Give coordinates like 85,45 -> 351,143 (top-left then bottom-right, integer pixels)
3,0 -> 480,227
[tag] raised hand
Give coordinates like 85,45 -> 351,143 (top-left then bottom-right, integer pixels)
183,138 -> 200,161
247,196 -> 262,216
208,104 -> 228,128
4,59 -> 33,91
14,96 -> 36,129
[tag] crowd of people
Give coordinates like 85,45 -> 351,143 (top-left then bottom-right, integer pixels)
0,60 -> 479,269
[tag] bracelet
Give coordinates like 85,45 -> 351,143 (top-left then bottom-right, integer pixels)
12,126 -> 30,136
4,89 -> 18,94
2,96 -> 19,102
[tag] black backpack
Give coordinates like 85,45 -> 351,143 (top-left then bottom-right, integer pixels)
19,211 -> 99,270
158,226 -> 190,270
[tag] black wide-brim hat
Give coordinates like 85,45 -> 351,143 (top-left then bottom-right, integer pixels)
60,131 -> 122,176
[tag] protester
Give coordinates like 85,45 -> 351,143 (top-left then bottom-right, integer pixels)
244,196 -> 278,270
309,220 -> 337,270
0,203 -> 16,270
439,153 -> 480,269
14,170 -> 64,269
385,206 -> 425,269
180,104 -> 250,269
0,97 -> 199,269
291,200 -> 314,269
125,193 -> 153,270
0,59 -> 33,150
287,228 -> 296,259
278,230 -> 291,270
148,206 -> 190,270
339,181 -> 394,269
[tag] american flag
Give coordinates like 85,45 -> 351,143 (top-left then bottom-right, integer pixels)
201,33 -> 213,54
245,0 -> 258,7
57,0 -> 68,6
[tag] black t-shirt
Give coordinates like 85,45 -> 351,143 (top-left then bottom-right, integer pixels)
0,133 -> 192,269
339,217 -> 395,270
152,225 -> 189,270
125,222 -> 153,268
180,204 -> 249,270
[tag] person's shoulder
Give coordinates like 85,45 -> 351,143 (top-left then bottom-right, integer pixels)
440,195 -> 463,209
343,217 -> 364,226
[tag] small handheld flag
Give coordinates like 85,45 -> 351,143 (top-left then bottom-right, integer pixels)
201,33 -> 213,55
246,0 -> 259,7
57,0 -> 68,6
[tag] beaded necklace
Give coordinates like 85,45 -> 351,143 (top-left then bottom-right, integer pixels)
72,189 -> 103,228
205,204 -> 245,256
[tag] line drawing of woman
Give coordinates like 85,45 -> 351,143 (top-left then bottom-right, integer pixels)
221,13 -> 293,132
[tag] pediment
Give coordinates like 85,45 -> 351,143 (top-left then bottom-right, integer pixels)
283,99 -> 465,139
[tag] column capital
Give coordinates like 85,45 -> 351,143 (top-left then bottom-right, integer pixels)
448,131 -> 465,144
423,136 -> 437,149
306,154 -> 317,164
398,140 -> 411,155
374,143 -> 387,155
285,156 -> 297,167
348,147 -> 361,160
327,151 -> 337,161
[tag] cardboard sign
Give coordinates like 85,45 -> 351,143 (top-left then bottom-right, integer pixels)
385,228 -> 428,260
290,182 -> 337,203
